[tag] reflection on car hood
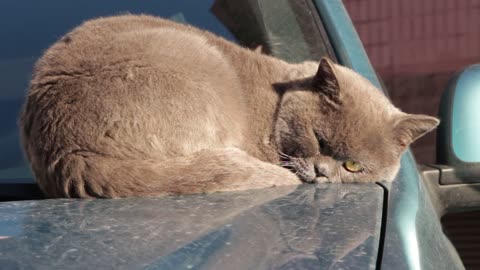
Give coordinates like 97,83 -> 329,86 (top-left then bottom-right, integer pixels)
0,184 -> 383,269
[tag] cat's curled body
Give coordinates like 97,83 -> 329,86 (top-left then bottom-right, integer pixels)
20,15 -> 439,198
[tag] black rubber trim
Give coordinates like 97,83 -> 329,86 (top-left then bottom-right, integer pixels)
375,182 -> 389,270
0,183 -> 44,201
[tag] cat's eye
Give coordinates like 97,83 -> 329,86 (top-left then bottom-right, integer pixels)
343,160 -> 364,172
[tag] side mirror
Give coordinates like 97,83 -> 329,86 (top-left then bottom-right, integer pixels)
420,65 -> 480,215
437,65 -> 480,183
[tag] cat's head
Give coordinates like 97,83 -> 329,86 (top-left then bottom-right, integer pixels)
275,57 -> 439,183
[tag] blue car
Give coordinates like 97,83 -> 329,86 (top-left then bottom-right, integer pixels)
1,1 -> 479,269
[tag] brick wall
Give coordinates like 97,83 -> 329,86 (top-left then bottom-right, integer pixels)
344,0 -> 480,164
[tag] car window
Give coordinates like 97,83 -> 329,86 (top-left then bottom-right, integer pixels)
213,0 -> 335,62
0,0 -> 334,186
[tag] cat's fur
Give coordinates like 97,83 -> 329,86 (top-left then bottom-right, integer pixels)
20,15 -> 439,198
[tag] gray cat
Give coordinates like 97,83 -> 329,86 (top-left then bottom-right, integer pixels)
20,15 -> 439,198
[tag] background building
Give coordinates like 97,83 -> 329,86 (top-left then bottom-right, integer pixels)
344,0 -> 480,164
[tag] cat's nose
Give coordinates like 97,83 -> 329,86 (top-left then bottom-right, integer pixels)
314,164 -> 328,178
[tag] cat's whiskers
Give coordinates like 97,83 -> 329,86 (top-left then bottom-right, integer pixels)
277,150 -> 295,160
279,161 -> 295,168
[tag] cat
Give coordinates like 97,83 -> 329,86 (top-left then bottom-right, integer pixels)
20,15 -> 439,198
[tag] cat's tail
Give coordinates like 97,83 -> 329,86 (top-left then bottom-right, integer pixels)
36,147 -> 300,198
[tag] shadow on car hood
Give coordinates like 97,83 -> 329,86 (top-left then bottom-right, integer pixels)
0,183 -> 383,269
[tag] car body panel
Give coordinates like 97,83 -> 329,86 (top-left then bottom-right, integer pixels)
0,184 -> 382,269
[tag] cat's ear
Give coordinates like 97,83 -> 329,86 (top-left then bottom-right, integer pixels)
393,114 -> 440,148
312,57 -> 340,96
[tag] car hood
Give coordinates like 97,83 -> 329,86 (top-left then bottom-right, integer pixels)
0,184 -> 384,269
